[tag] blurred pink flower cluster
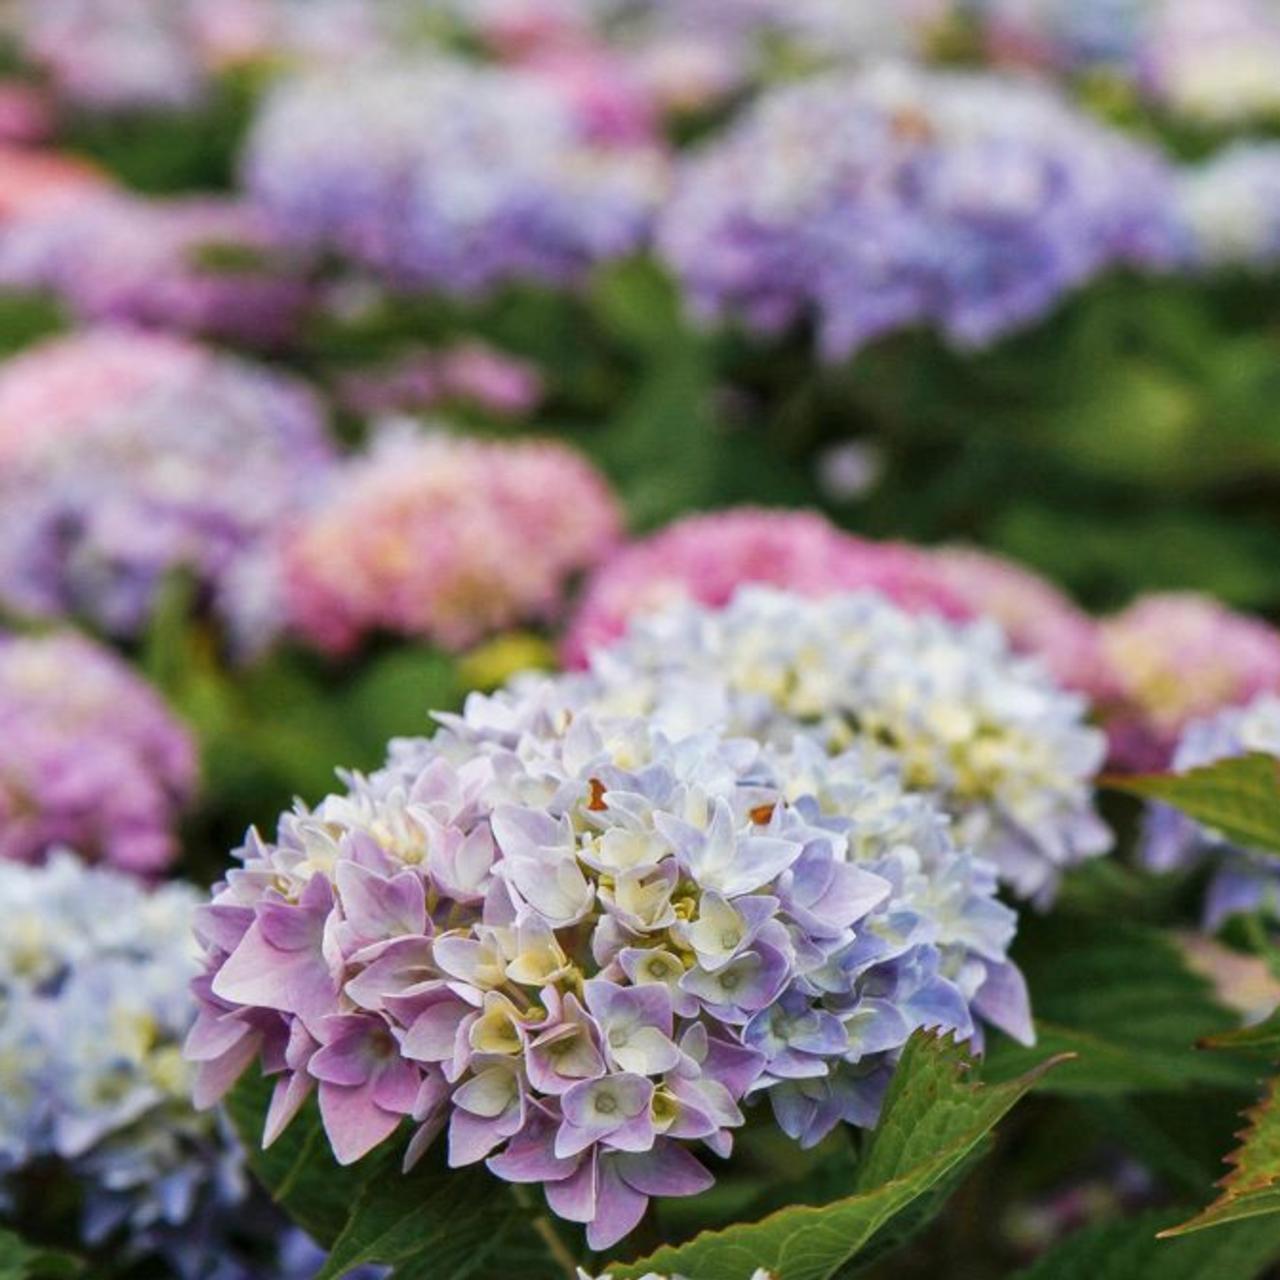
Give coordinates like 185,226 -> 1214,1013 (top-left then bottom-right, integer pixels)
0,147 -> 113,226
335,343 -> 544,420
563,508 -> 972,668
562,508 -> 1280,771
283,425 -> 621,655
1099,593 -> 1280,771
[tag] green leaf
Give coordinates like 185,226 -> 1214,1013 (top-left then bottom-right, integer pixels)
225,1070 -> 568,1279
1011,1207 -> 1280,1279
1202,1007 -> 1280,1055
985,916 -> 1260,1094
314,1149 -> 566,1280
602,1032 -> 1067,1280
1161,1072 -> 1280,1237
223,1070 -> 390,1248
0,1228 -> 82,1280
1104,754 -> 1280,856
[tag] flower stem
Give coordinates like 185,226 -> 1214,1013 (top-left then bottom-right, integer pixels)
513,1184 -> 579,1279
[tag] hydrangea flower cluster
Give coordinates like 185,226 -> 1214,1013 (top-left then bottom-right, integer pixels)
562,508 -> 970,669
335,342 -> 544,420
11,0 -> 389,111
281,424 -> 621,655
962,0 -> 1148,76
1176,143 -> 1280,272
0,631 -> 196,874
13,0 -> 218,110
657,62 -> 1177,359
188,680 -> 1031,1250
1141,0 -> 1280,127
0,193 -> 309,346
243,56 -> 667,297
1142,695 -> 1280,928
0,83 -> 52,146
1099,593 -> 1280,770
0,329 -> 334,640
0,854 -> 239,1270
0,147 -> 113,226
924,546 -> 1110,698
573,588 -> 1111,904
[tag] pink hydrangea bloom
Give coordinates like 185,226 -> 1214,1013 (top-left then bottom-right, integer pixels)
520,43 -> 661,145
336,343 -> 543,420
0,84 -> 52,145
283,425 -> 622,655
926,546 -> 1111,697
0,631 -> 196,873
561,508 -> 970,668
1099,592 -> 1280,769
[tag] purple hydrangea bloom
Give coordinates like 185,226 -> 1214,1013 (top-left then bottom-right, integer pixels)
962,0 -> 1151,75
242,56 -> 667,297
0,630 -> 196,874
1141,695 -> 1280,929
658,62 -> 1178,360
13,0 -> 392,112
190,681 -> 1030,1251
0,193 -> 310,346
0,328 -> 334,646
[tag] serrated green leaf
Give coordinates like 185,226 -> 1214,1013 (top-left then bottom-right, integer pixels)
602,1033 -> 1067,1280
0,1228 -> 82,1280
1202,1007 -> 1280,1055
1162,1072 -> 1280,1236
225,1070 -> 567,1278
1104,754 -> 1280,856
1011,1207 -> 1280,1279
223,1070 -> 391,1248
314,1147 -> 565,1280
985,917 -> 1259,1094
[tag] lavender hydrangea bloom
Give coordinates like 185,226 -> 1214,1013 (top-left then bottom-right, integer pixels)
1177,142 -> 1280,271
189,682 -> 1030,1251
1141,695 -> 1280,929
243,56 -> 666,297
0,193 -> 309,346
961,0 -> 1150,75
658,62 -> 1177,360
0,631 -> 196,874
0,855 -> 249,1273
572,587 -> 1111,905
0,329 -> 333,644
12,0 -> 393,112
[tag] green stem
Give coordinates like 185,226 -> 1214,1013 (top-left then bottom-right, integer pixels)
513,1185 -> 579,1279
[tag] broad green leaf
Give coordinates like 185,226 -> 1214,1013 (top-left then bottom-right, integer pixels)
1162,1072 -> 1280,1237
1202,1007 -> 1280,1055
1012,1207 -> 1280,1279
314,1147 -> 565,1280
602,1032 -> 1067,1280
1080,1093 -> 1252,1198
226,1070 -> 567,1279
1104,754 -> 1280,856
985,916 -> 1259,1094
223,1070 -> 390,1247
0,1228 -> 81,1280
